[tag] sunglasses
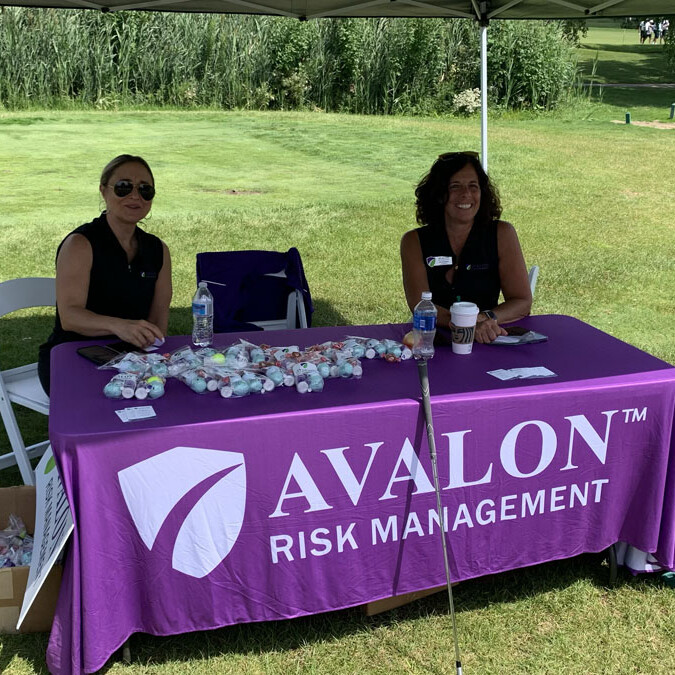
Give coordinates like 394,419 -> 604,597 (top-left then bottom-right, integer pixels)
438,151 -> 480,161
110,180 -> 155,201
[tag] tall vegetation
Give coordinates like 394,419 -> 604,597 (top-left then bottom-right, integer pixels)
0,9 -> 578,113
665,17 -> 675,75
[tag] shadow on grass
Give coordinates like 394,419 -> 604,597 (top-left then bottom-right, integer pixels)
580,43 -> 666,57
584,60 -> 671,85
595,87 -> 675,111
578,48 -> 670,85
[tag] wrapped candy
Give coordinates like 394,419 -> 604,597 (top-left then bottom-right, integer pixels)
221,344 -> 250,370
0,515 -> 33,568
103,373 -> 140,399
346,336 -> 383,359
382,339 -> 412,361
366,338 -> 387,357
292,362 -> 324,393
238,339 -> 268,365
241,370 -> 269,394
217,373 -> 251,398
99,351 -> 149,376
176,368 -> 212,394
195,347 -> 218,360
262,365 -> 285,387
342,338 -> 367,359
335,356 -> 363,379
167,346 -> 201,377
269,346 -> 301,365
134,375 -> 166,400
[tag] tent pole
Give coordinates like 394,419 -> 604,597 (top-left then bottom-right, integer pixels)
480,22 -> 488,172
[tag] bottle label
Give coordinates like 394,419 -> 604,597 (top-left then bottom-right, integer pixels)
192,301 -> 208,317
413,315 -> 436,331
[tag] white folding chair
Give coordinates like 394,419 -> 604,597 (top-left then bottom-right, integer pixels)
528,265 -> 540,299
250,271 -> 308,331
0,277 -> 55,485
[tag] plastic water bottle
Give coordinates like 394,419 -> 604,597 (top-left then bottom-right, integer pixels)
192,281 -> 214,347
412,291 -> 437,360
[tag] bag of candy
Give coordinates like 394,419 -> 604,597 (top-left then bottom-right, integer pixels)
292,362 -> 324,393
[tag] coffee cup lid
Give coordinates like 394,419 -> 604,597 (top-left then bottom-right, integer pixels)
450,301 -> 479,315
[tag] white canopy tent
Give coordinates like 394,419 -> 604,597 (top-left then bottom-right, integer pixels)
1,0 -> 669,18
2,0 -> 672,168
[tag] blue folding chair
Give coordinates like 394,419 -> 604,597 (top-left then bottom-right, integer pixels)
196,248 -> 313,334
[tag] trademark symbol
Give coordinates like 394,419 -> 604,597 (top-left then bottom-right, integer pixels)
622,407 -> 647,423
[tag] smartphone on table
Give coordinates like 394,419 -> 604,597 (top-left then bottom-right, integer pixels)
76,341 -> 136,366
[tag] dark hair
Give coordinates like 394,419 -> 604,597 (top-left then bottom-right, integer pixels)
415,152 -> 501,229
100,154 -> 154,187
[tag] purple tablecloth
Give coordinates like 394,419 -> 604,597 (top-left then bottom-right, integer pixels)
46,315 -> 675,674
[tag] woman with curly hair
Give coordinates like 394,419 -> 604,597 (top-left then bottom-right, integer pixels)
400,152 -> 531,343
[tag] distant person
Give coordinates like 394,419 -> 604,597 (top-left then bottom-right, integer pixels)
663,19 -> 670,42
38,154 -> 172,395
640,19 -> 652,44
653,21 -> 662,44
401,152 -> 532,344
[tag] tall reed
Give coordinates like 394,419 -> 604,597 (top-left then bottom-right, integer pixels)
0,9 -> 578,113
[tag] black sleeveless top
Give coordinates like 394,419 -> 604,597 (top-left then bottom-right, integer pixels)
417,221 -> 500,311
38,214 -> 164,392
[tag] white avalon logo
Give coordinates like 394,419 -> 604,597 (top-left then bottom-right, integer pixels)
118,447 -> 246,578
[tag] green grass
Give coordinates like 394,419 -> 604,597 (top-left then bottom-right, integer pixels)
1,106 -> 674,674
2,26 -> 675,673
576,26 -> 675,115
2,556 -> 675,673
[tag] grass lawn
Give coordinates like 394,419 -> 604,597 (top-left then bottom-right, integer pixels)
1,26 -> 675,675
576,25 -> 675,116
1,105 -> 674,675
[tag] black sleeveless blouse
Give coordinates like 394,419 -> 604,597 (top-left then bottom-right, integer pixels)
417,221 -> 500,311
38,213 -> 164,392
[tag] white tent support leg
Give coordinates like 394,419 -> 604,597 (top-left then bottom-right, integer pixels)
480,21 -> 488,172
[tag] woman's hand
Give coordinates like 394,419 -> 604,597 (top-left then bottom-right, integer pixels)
112,318 -> 165,349
474,317 -> 507,344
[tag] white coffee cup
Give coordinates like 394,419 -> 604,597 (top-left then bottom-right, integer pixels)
450,302 -> 480,354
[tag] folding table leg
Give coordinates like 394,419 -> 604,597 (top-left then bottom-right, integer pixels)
122,639 -> 131,664
607,544 -> 618,585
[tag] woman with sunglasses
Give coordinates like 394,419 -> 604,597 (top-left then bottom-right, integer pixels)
38,154 -> 172,394
401,152 -> 531,343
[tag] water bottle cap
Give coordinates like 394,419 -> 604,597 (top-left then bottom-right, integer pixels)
198,281 -> 207,288
421,292 -> 432,301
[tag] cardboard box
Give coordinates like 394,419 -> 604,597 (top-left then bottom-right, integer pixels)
0,485 -> 62,633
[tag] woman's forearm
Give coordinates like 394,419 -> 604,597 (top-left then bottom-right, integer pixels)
59,306 -> 127,337
491,297 -> 532,325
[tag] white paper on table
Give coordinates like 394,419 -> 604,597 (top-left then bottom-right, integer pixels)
116,406 -> 156,422
487,369 -> 520,381
511,367 -> 557,379
491,336 -> 523,345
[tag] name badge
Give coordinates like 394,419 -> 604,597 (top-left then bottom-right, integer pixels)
426,256 -> 453,268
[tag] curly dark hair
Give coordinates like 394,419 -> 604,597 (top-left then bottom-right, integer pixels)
415,152 -> 501,229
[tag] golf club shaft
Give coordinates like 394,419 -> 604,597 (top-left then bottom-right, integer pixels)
417,359 -> 463,674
